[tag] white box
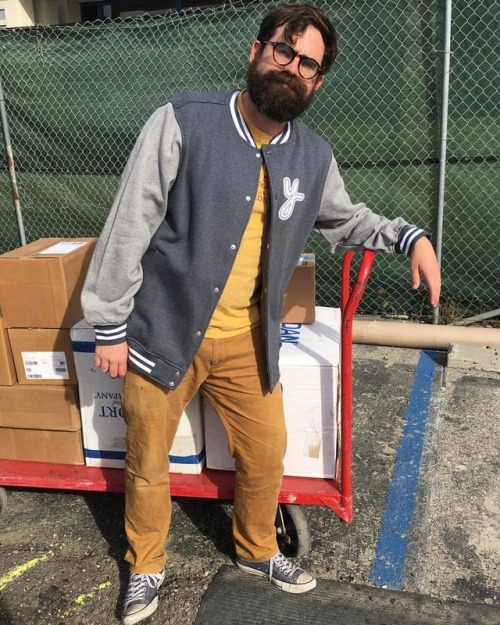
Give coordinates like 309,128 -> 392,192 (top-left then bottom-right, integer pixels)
70,320 -> 205,472
204,307 -> 341,478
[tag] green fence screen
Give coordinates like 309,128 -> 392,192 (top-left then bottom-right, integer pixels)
1,0 -> 499,319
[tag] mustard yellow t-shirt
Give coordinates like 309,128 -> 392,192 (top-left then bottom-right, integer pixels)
205,94 -> 272,338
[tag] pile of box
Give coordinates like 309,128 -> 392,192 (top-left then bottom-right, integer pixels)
0,238 -> 96,464
0,240 -> 342,480
0,238 -> 205,473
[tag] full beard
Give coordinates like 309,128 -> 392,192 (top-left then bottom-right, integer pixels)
246,58 -> 317,122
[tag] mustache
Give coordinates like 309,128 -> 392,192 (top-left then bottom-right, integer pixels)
260,70 -> 306,95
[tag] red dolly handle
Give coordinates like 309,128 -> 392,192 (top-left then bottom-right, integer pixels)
339,250 -> 375,518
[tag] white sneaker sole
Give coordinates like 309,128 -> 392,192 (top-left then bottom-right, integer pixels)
236,561 -> 317,594
122,595 -> 159,625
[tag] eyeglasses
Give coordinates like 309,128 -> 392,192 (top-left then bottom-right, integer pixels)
259,40 -> 323,80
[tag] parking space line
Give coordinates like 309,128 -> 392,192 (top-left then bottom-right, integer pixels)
57,581 -> 112,619
369,349 -> 439,589
0,551 -> 54,592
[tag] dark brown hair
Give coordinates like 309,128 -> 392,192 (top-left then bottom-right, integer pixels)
256,3 -> 337,73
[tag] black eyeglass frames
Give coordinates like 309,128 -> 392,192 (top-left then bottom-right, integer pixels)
259,40 -> 323,79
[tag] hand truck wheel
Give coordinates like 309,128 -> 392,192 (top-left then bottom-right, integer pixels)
275,503 -> 312,558
0,487 -> 7,516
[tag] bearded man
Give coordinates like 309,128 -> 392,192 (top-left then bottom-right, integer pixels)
82,4 -> 441,624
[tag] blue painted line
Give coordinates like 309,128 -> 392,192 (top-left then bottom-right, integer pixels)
369,349 -> 439,589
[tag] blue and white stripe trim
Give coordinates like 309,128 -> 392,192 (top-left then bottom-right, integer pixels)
395,226 -> 428,256
94,324 -> 127,343
128,347 -> 156,374
229,90 -> 291,148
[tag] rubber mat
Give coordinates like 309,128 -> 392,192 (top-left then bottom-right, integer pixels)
195,565 -> 500,625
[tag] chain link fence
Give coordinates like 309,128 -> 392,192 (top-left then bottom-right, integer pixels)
0,0 -> 499,320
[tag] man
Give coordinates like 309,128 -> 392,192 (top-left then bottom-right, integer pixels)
82,4 -> 441,624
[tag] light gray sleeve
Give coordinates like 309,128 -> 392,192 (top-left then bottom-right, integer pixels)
313,154 -> 410,254
81,102 -> 182,326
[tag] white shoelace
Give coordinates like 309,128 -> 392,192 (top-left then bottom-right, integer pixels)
271,553 -> 300,580
124,572 -> 163,608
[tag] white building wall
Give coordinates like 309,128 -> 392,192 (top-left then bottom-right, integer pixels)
1,0 -> 81,27
0,0 -> 36,27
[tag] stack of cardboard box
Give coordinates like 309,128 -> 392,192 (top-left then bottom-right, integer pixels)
0,237 -> 205,473
0,238 -> 96,464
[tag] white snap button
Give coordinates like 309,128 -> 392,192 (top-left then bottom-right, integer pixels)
169,382 -> 174,387
246,196 -> 251,201
230,244 -> 236,250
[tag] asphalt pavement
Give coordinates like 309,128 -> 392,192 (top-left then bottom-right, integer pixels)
1,342 -> 499,624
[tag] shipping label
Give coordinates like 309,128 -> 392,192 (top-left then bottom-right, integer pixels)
21,351 -> 70,380
38,241 -> 87,255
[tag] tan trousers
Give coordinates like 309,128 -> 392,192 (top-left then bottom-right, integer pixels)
121,326 -> 286,574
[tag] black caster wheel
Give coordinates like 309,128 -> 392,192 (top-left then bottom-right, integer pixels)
275,503 -> 312,558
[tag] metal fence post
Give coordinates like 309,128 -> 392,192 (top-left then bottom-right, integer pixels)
0,73 -> 26,246
433,0 -> 452,324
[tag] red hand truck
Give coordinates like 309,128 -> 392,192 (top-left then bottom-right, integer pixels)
0,251 -> 375,557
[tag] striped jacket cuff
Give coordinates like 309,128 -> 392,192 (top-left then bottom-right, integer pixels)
94,324 -> 127,346
395,226 -> 430,256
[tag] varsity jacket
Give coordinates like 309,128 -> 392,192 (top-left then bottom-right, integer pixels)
81,90 -> 427,391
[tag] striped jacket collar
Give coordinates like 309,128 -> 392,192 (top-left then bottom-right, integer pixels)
229,90 -> 292,148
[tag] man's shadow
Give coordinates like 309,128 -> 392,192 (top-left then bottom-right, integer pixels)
82,490 -> 233,619
174,498 -> 234,558
81,491 -> 128,620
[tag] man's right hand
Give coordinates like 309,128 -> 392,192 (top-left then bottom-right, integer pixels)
94,342 -> 128,379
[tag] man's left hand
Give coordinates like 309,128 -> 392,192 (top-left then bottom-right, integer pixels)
410,237 -> 441,307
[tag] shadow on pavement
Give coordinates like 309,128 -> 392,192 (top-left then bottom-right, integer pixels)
81,491 -> 128,620
0,597 -> 16,625
175,498 -> 234,559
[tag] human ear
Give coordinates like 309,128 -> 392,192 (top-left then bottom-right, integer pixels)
314,74 -> 324,91
249,40 -> 261,62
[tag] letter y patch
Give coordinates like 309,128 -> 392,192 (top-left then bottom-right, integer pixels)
278,177 -> 304,221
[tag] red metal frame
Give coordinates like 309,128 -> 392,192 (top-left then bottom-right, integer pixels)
0,251 -> 375,524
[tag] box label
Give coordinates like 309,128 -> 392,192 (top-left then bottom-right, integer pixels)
38,241 -> 87,255
21,351 -> 70,380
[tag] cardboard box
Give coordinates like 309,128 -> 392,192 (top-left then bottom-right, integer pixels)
204,306 -> 341,479
281,253 -> 315,324
0,384 -> 84,464
8,328 -> 77,385
0,238 -> 96,329
70,320 -> 205,472
0,311 -> 16,385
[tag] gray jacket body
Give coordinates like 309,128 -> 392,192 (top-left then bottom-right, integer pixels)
82,90 -> 424,391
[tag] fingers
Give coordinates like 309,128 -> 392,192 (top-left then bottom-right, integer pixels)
419,269 -> 441,307
411,266 -> 421,291
94,344 -> 128,378
427,277 -> 441,308
409,238 -> 441,308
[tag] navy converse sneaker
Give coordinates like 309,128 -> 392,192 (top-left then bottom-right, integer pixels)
122,570 -> 165,625
236,552 -> 316,594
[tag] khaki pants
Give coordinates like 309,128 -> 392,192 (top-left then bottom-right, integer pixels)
122,326 -> 286,574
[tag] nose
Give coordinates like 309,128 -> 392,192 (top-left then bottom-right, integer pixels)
285,55 -> 302,78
